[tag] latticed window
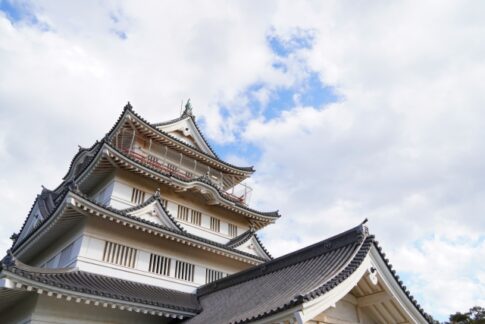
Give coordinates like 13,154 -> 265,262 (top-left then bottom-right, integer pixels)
131,188 -> 145,204
149,253 -> 171,276
228,224 -> 238,237
205,268 -> 225,284
191,210 -> 202,225
177,205 -> 189,221
210,217 -> 220,232
174,260 -> 195,282
102,241 -> 137,268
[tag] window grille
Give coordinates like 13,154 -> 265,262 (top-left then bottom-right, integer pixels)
102,241 -> 137,268
161,198 -> 168,208
191,210 -> 202,226
210,217 -> 220,232
205,268 -> 225,284
228,224 -> 238,237
149,253 -> 171,276
177,205 -> 189,221
174,260 -> 195,282
185,171 -> 193,178
131,188 -> 146,205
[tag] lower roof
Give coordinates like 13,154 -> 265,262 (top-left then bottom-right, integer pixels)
0,255 -> 200,317
2,223 -> 431,323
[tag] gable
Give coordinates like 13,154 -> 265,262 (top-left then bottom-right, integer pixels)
235,236 -> 270,260
126,199 -> 182,231
155,117 -> 216,157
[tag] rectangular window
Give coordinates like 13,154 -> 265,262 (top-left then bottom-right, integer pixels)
210,217 -> 220,232
148,253 -> 171,276
205,268 -> 225,284
174,260 -> 195,282
131,188 -> 146,205
191,210 -> 202,226
177,205 -> 189,221
228,224 -> 238,237
102,241 -> 137,268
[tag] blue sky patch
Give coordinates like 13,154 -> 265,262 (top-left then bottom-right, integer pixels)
267,28 -> 315,57
0,0 -> 49,30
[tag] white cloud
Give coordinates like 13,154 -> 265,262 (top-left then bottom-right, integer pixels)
1,1 -> 484,321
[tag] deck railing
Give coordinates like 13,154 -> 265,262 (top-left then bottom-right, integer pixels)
116,146 -> 251,205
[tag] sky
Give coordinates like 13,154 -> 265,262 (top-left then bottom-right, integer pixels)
0,0 -> 484,321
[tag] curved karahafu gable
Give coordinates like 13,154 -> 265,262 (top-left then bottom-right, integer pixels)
188,223 -> 432,324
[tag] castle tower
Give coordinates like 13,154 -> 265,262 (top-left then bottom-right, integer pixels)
0,103 -> 432,323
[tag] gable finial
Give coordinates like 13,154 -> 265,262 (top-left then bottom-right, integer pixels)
182,99 -> 194,118
124,101 -> 132,111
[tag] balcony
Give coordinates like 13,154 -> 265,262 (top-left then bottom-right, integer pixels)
115,146 -> 252,205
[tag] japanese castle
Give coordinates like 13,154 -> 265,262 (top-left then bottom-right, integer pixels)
0,102 -> 432,323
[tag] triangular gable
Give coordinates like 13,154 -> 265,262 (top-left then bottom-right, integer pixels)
123,197 -> 183,232
235,235 -> 271,260
155,116 -> 216,158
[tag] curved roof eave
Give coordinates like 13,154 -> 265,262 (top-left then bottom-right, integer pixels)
71,142 -> 280,222
106,104 -> 254,174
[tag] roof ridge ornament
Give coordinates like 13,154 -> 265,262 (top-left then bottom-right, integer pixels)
124,101 -> 133,111
182,99 -> 194,118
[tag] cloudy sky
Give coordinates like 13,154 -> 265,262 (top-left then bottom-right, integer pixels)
1,0 -> 484,320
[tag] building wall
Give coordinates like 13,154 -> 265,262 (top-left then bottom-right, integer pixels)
74,215 -> 253,292
93,170 -> 251,243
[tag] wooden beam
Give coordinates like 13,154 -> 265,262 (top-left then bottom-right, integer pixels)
357,292 -> 392,307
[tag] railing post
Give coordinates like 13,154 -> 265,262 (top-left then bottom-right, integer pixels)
129,129 -> 136,154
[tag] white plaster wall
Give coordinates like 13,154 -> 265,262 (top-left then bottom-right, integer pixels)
75,216 -> 251,290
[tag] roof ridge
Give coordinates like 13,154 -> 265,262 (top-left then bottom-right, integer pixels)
197,223 -> 368,297
225,229 -> 255,248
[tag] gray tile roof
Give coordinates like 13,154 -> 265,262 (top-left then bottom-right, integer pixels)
188,224 -> 369,324
0,255 -> 200,315
187,223 -> 432,324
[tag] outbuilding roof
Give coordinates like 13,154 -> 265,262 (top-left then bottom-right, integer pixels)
187,223 -> 431,324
